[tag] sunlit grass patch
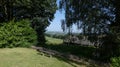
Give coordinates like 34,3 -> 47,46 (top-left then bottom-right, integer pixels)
46,36 -> 63,45
0,48 -> 84,67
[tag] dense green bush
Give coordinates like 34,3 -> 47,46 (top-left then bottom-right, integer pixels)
111,57 -> 120,67
98,34 -> 120,61
0,20 -> 37,48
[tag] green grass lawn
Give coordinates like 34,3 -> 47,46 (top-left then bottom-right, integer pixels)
45,36 -> 63,44
0,37 -> 105,67
0,48 -> 85,67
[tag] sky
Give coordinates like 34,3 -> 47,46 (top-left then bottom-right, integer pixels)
46,0 -> 64,32
46,0 -> 80,33
46,10 -> 65,32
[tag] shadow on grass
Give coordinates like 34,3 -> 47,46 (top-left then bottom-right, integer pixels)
41,43 -> 96,59
37,43 -> 109,67
37,50 -> 86,67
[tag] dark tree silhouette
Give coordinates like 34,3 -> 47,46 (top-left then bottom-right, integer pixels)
59,0 -> 120,61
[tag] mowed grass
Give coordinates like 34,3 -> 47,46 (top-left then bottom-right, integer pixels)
45,36 -> 63,44
0,48 -> 84,67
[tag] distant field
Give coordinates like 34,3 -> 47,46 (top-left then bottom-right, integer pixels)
0,48 -> 84,67
46,36 -> 63,44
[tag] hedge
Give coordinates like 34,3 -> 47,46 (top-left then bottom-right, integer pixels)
0,19 -> 37,48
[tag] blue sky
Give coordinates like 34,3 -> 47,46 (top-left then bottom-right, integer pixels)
46,0 -> 64,32
46,10 -> 80,32
46,10 -> 65,32
46,0 -> 80,33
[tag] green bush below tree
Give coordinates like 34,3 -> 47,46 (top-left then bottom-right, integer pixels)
111,57 -> 120,67
0,19 -> 37,48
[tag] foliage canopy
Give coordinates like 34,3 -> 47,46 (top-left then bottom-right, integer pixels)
59,0 -> 120,61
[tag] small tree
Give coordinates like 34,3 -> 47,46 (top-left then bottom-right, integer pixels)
31,17 -> 49,45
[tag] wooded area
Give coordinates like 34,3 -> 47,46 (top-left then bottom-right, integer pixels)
0,0 -> 120,67
60,0 -> 120,61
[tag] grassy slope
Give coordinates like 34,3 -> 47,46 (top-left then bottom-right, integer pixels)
0,48 -> 84,67
0,37 -> 97,67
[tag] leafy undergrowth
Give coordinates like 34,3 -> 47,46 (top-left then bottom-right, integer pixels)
0,48 -> 85,67
111,57 -> 120,67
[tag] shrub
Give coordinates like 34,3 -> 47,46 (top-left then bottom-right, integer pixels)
98,34 -> 120,61
0,19 -> 37,48
111,57 -> 120,67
